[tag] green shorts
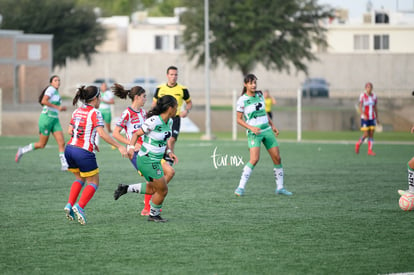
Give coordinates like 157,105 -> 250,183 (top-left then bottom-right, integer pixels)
99,109 -> 112,124
38,113 -> 62,136
136,155 -> 164,182
247,129 -> 279,150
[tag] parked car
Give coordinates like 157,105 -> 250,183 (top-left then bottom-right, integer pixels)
301,78 -> 329,98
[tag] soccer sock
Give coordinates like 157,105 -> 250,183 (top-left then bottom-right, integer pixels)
237,162 -> 254,189
21,143 -> 34,154
358,136 -> 366,145
59,152 -> 68,167
144,194 -> 152,210
127,183 -> 146,194
78,183 -> 98,209
408,163 -> 414,193
274,164 -> 284,190
368,138 -> 374,151
68,180 -> 85,206
150,201 -> 162,217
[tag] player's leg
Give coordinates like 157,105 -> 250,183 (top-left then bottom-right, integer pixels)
399,157 -> 414,196
148,176 -> 168,222
52,128 -> 68,170
235,140 -> 260,196
367,126 -> 376,155
355,118 -> 369,154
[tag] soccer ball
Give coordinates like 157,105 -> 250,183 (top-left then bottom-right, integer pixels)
399,193 -> 414,211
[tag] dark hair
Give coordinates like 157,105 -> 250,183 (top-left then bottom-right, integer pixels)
112,83 -> 145,101
147,95 -> 177,118
38,75 -> 59,105
72,85 -> 100,106
167,66 -> 178,74
241,74 -> 258,95
365,82 -> 373,89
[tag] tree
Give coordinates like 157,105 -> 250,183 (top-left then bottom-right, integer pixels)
0,0 -> 106,68
180,0 -> 334,76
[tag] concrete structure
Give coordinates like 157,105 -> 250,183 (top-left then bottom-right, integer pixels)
0,30 -> 53,105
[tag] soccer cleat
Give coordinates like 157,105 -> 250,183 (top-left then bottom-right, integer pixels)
114,184 -> 128,200
234,187 -> 245,197
15,147 -> 23,163
140,208 -> 150,216
275,188 -> 293,196
72,203 -> 87,225
367,150 -> 376,156
355,142 -> 360,154
64,203 -> 75,221
148,215 -> 168,222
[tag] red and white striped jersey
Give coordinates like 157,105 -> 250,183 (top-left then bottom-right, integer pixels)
359,92 -> 377,120
68,104 -> 104,152
115,107 -> 146,145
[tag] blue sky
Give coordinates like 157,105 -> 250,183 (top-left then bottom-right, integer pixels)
318,0 -> 414,19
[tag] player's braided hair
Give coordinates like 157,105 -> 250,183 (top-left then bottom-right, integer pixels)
147,95 -> 177,118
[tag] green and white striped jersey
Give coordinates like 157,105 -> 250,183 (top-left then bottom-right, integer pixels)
236,91 -> 270,133
41,86 -> 62,118
138,115 -> 173,161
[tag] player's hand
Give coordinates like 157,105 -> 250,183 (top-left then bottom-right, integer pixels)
127,147 -> 134,160
95,145 -> 100,152
250,127 -> 261,135
411,126 -> 414,134
169,152 -> 178,165
118,146 -> 127,158
134,143 -> 142,151
60,106 -> 67,112
273,126 -> 279,136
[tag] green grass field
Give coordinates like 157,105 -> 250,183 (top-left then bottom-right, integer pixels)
1,132 -> 413,274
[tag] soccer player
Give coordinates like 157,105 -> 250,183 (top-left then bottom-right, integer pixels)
111,84 -> 175,216
114,95 -> 178,222
264,89 -> 277,120
152,66 -> 192,165
398,125 -> 414,196
64,85 -> 127,225
15,75 -> 69,170
234,74 -> 292,197
355,82 -> 379,156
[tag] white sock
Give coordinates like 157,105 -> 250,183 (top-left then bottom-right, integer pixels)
59,153 -> 68,167
128,183 -> 143,193
21,143 -> 34,154
274,167 -> 284,190
238,165 -> 253,189
408,168 -> 414,193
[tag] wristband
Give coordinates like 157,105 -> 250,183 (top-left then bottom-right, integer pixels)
127,145 -> 135,151
186,109 -> 190,113
166,149 -> 172,154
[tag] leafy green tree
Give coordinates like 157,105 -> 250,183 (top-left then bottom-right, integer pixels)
0,0 -> 106,68
181,0 -> 334,76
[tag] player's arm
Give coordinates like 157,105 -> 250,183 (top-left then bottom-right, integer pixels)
267,115 -> 279,136
374,104 -> 379,124
112,125 -> 129,145
181,99 -> 192,118
410,125 -> 414,134
96,126 -> 127,157
236,111 -> 261,135
41,95 -> 67,111
128,128 -> 144,159
152,88 -> 160,108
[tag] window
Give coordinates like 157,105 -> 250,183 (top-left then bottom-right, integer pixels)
354,34 -> 369,50
374,34 -> 389,50
155,35 -> 169,50
174,35 -> 183,50
28,44 -> 41,60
